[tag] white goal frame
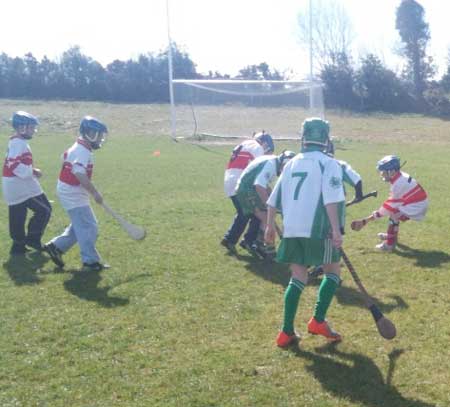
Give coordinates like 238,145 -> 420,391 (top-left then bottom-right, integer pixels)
169,79 -> 324,141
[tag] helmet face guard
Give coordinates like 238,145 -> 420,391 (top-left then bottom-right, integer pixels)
83,130 -> 107,150
254,131 -> 275,154
79,116 -> 108,149
12,111 -> 39,139
377,155 -> 400,182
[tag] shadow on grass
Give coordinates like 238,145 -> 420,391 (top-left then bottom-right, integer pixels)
64,269 -> 130,308
308,276 -> 409,313
2,251 -> 49,285
240,256 -> 291,287
241,256 -> 407,314
395,243 -> 450,268
290,343 -> 435,407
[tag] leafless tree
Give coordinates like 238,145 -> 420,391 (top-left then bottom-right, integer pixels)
297,0 -> 355,73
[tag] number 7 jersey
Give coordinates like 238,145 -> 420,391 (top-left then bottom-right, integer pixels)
267,151 -> 346,238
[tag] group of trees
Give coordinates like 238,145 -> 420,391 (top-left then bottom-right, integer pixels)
0,0 -> 449,116
0,45 -> 197,103
299,0 -> 450,116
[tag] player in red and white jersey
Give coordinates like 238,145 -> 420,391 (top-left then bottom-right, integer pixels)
44,116 -> 109,271
221,131 -> 275,253
351,155 -> 428,251
2,111 -> 52,255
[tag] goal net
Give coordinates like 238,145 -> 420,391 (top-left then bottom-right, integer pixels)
171,79 -> 324,141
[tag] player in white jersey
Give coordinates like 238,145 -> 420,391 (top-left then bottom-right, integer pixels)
351,155 -> 428,251
221,131 -> 274,253
235,150 -> 296,258
2,111 -> 52,255
44,116 -> 109,271
309,141 -> 364,279
265,118 -> 346,347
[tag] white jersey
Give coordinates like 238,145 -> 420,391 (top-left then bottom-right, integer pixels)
2,136 -> 43,205
339,160 -> 361,188
267,151 -> 345,238
235,155 -> 278,194
56,139 -> 94,210
224,140 -> 264,197
375,171 -> 428,221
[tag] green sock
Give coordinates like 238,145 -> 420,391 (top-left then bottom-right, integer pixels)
282,278 -> 305,334
313,273 -> 340,322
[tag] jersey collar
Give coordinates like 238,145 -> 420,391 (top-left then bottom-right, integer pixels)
77,138 -> 92,151
390,172 -> 401,184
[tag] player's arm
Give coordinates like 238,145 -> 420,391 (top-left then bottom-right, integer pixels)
342,161 -> 363,201
9,146 -> 34,179
350,212 -> 377,231
325,203 -> 343,248
264,206 -> 277,245
255,185 -> 270,206
264,176 -> 282,245
73,166 -> 103,204
354,180 -> 363,200
254,161 -> 275,205
351,191 -> 393,231
323,160 -> 345,248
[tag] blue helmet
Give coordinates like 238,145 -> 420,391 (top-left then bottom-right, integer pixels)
79,116 -> 108,149
277,150 -> 296,174
254,131 -> 275,153
12,111 -> 39,129
377,155 -> 400,172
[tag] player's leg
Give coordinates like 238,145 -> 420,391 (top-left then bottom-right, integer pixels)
275,238 -> 308,347
8,201 -> 28,255
376,214 -> 408,251
307,239 -> 342,341
44,220 -> 77,268
241,215 -> 260,248
251,207 -> 276,260
24,194 -> 52,250
69,206 -> 104,269
222,195 -> 249,249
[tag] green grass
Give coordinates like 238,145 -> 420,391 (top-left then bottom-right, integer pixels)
0,100 -> 449,406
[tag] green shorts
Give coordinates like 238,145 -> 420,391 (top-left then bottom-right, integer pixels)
236,189 -> 265,216
276,237 -> 341,266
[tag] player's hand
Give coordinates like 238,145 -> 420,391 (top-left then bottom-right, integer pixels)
351,219 -> 366,231
33,168 -> 42,178
264,225 -> 276,245
331,230 -> 343,249
93,191 -> 103,205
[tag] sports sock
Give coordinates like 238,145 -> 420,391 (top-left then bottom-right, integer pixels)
282,278 -> 305,334
313,273 -> 340,322
386,220 -> 399,246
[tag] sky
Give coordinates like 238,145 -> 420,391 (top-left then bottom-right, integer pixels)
0,0 -> 448,79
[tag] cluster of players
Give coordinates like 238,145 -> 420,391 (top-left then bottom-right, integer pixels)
2,112 -> 429,346
221,117 -> 428,346
2,111 -> 110,271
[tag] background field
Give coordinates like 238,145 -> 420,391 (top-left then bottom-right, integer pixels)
0,100 -> 449,406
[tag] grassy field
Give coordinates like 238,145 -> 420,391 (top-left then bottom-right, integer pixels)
0,100 -> 449,406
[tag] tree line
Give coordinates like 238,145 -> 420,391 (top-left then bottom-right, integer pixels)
0,0 -> 449,116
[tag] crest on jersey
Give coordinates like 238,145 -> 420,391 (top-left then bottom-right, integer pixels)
329,176 -> 342,189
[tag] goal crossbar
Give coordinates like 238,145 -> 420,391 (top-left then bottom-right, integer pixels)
170,79 -> 324,140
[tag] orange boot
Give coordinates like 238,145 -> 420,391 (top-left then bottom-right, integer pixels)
307,317 -> 342,342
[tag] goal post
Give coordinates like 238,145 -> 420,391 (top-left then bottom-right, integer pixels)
170,79 -> 325,141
